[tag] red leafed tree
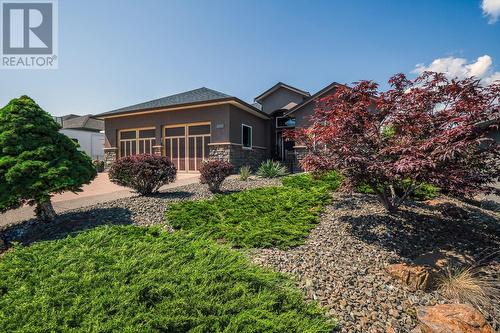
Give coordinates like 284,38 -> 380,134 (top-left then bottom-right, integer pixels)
290,72 -> 499,212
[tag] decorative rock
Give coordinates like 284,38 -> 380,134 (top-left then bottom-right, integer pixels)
416,304 -> 493,333
385,263 -> 432,291
414,250 -> 472,271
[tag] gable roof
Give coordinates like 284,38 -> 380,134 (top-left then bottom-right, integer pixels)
61,114 -> 80,121
254,82 -> 310,103
95,87 -> 268,119
62,115 -> 104,131
285,82 -> 340,115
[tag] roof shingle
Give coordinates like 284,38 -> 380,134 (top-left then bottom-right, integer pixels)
97,87 -> 231,117
62,115 -> 104,131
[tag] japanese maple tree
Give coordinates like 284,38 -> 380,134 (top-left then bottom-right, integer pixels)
290,72 -> 499,212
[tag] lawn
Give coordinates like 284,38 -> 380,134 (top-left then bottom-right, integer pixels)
165,186 -> 331,249
0,225 -> 335,332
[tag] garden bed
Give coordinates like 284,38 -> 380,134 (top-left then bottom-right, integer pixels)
251,193 -> 500,332
1,173 -> 498,332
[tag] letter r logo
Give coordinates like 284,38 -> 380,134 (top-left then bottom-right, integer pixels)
2,2 -> 53,54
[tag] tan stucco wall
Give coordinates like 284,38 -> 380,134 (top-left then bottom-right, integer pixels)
228,105 -> 270,149
104,103 -> 271,150
104,104 -> 231,148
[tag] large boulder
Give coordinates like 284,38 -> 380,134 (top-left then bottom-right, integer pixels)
415,304 -> 493,333
385,263 -> 432,291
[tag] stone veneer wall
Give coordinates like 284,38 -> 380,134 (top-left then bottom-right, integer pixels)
290,146 -> 308,173
208,143 -> 268,171
103,147 -> 118,170
152,145 -> 163,156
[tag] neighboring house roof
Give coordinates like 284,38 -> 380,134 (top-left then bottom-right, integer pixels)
62,115 -> 104,132
254,82 -> 310,103
285,82 -> 340,116
95,87 -> 269,119
61,114 -> 80,121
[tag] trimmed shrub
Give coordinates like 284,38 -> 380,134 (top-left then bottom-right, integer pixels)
199,160 -> 233,193
0,225 -> 336,332
282,171 -> 343,192
256,160 -> 288,178
109,154 -> 176,195
92,160 -> 105,173
0,96 -> 96,222
239,165 -> 251,181
166,186 -> 331,249
411,182 -> 440,201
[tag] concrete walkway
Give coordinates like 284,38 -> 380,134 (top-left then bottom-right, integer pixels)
0,172 -> 199,226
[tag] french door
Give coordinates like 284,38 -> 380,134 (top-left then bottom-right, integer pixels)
164,123 -> 210,172
118,128 -> 155,158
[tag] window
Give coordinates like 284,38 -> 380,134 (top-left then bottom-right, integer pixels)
242,124 -> 252,149
276,116 -> 295,128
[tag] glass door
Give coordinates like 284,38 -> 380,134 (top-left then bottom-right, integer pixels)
164,123 -> 210,172
187,124 -> 210,172
164,126 -> 186,172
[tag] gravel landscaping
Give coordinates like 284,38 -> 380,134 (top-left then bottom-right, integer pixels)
1,177 -> 498,333
0,177 -> 281,244
251,193 -> 500,333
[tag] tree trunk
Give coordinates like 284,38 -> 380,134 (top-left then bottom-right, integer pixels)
376,191 -> 398,214
35,200 -> 57,222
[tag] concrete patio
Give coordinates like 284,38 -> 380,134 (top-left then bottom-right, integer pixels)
0,172 -> 200,226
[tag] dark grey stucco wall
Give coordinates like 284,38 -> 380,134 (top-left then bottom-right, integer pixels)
104,104 -> 230,148
259,87 -> 307,114
228,105 -> 270,148
293,102 -> 315,129
293,86 -> 338,129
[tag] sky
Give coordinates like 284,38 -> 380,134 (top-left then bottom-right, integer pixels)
0,0 -> 499,116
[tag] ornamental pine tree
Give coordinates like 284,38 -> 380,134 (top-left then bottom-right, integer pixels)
290,72 -> 499,212
0,96 -> 96,221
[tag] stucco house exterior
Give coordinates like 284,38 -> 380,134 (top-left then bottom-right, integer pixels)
96,82 -> 340,172
54,114 -> 105,160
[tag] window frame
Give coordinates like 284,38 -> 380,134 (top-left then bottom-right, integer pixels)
241,124 -> 253,149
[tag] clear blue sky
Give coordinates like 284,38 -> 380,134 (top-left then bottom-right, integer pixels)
1,0 -> 499,116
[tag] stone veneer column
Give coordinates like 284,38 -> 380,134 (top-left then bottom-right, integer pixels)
152,145 -> 163,156
208,143 -> 231,162
103,147 -> 118,170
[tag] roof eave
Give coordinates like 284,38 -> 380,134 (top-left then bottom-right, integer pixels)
284,82 -> 341,116
95,97 -> 269,120
254,82 -> 310,103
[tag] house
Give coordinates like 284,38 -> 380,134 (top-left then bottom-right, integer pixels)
95,82 -> 340,172
54,114 -> 105,160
